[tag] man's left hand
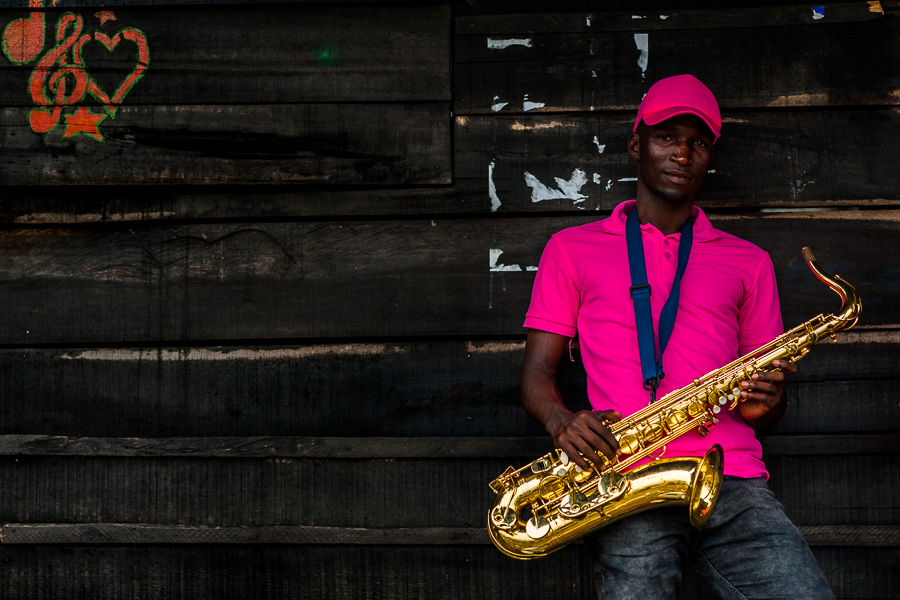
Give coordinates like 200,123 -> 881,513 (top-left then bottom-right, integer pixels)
737,359 -> 797,425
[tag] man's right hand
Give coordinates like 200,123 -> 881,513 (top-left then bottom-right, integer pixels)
548,409 -> 622,472
520,329 -> 622,472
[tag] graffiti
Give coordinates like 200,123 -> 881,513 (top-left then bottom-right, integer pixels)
2,2 -> 149,143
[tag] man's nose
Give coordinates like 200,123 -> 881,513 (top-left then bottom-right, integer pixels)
671,141 -> 692,164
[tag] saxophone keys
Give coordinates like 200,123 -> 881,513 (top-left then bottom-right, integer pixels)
525,515 -> 551,539
531,455 -> 553,474
560,491 -> 588,514
491,506 -> 517,529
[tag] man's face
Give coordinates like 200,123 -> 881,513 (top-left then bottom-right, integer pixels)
628,114 -> 714,205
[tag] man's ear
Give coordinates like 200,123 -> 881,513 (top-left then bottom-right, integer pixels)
627,132 -> 640,160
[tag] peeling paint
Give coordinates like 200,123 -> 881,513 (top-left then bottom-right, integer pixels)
765,93 -> 830,107
488,160 -> 501,212
868,1 -> 884,15
593,173 -> 602,184
14,211 -> 176,224
812,7 -> 825,19
62,345 -> 405,361
487,37 -> 532,49
525,169 -> 589,204
491,95 -> 509,112
466,340 -> 525,354
593,136 -> 606,153
523,94 -> 545,112
509,120 -> 572,131
489,248 -> 523,272
634,34 -> 649,80
618,177 -> 638,182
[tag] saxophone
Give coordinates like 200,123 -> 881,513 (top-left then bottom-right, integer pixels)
488,247 -> 861,559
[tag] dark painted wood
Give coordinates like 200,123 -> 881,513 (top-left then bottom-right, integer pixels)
0,454 -> 895,527
0,184 -> 481,223
2,523 -> 895,546
456,110 -> 900,211
0,434 -> 894,458
0,0 -> 396,5
0,4 -> 449,104
454,12 -> 898,114
0,545 -> 892,600
456,3 -> 885,33
0,213 -> 895,345
2,333 -> 894,437
0,103 -> 451,185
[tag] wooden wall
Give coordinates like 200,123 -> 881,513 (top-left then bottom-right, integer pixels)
0,0 -> 897,598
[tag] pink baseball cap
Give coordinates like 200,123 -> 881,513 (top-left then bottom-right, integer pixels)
633,74 -> 721,142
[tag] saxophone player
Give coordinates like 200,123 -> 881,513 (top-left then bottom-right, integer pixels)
519,74 -> 834,599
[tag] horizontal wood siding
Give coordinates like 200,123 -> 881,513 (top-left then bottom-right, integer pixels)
0,546 -> 892,599
0,5 -> 450,105
0,213 -> 896,344
454,7 -> 897,113
0,1 -> 896,598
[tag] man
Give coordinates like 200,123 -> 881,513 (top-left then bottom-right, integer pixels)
520,74 -> 834,599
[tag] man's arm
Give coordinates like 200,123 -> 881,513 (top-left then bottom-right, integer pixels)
520,329 -> 621,471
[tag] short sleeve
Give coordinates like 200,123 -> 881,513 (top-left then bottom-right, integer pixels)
523,235 -> 580,338
737,254 -> 784,354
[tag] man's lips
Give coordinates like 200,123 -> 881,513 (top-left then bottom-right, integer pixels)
664,170 -> 692,183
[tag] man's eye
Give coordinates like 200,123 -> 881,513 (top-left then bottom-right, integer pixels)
657,134 -> 672,141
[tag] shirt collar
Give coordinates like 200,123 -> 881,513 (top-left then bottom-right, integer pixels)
600,199 -> 720,242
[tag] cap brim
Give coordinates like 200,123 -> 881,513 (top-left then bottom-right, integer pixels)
642,106 -> 720,141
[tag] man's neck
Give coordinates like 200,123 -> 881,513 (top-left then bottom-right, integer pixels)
634,197 -> 693,236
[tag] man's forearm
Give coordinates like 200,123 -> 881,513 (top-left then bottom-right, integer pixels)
520,369 -> 573,437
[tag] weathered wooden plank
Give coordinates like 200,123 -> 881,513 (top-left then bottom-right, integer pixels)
0,545 -> 892,600
0,524 -> 485,545
0,103 -> 450,185
3,186 -> 900,225
454,11 -> 898,113
0,0 -> 392,5
0,213 -> 896,344
0,5 -> 449,105
456,110 -> 900,211
0,454 -> 895,527
0,185 -> 483,223
0,434 -> 894,458
0,108 -> 895,219
2,334 -> 893,437
456,3 -> 886,34
2,523 -> 896,546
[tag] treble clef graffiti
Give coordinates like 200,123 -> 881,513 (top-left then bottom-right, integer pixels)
28,12 -> 88,134
2,2 -> 150,142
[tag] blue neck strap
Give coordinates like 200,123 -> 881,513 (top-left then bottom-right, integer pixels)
625,207 -> 694,403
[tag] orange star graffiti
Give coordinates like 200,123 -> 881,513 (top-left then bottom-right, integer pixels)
61,106 -> 107,142
94,11 -> 117,27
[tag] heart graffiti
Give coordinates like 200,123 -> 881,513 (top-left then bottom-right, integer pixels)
2,8 -> 149,142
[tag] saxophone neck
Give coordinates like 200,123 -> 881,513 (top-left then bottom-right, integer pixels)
801,247 -> 861,330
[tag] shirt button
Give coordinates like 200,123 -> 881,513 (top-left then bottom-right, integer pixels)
664,240 -> 670,246
665,252 -> 671,259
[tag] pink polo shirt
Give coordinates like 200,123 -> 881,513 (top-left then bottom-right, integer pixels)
524,200 -> 784,479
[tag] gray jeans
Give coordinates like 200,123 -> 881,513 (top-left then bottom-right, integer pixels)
582,476 -> 835,600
